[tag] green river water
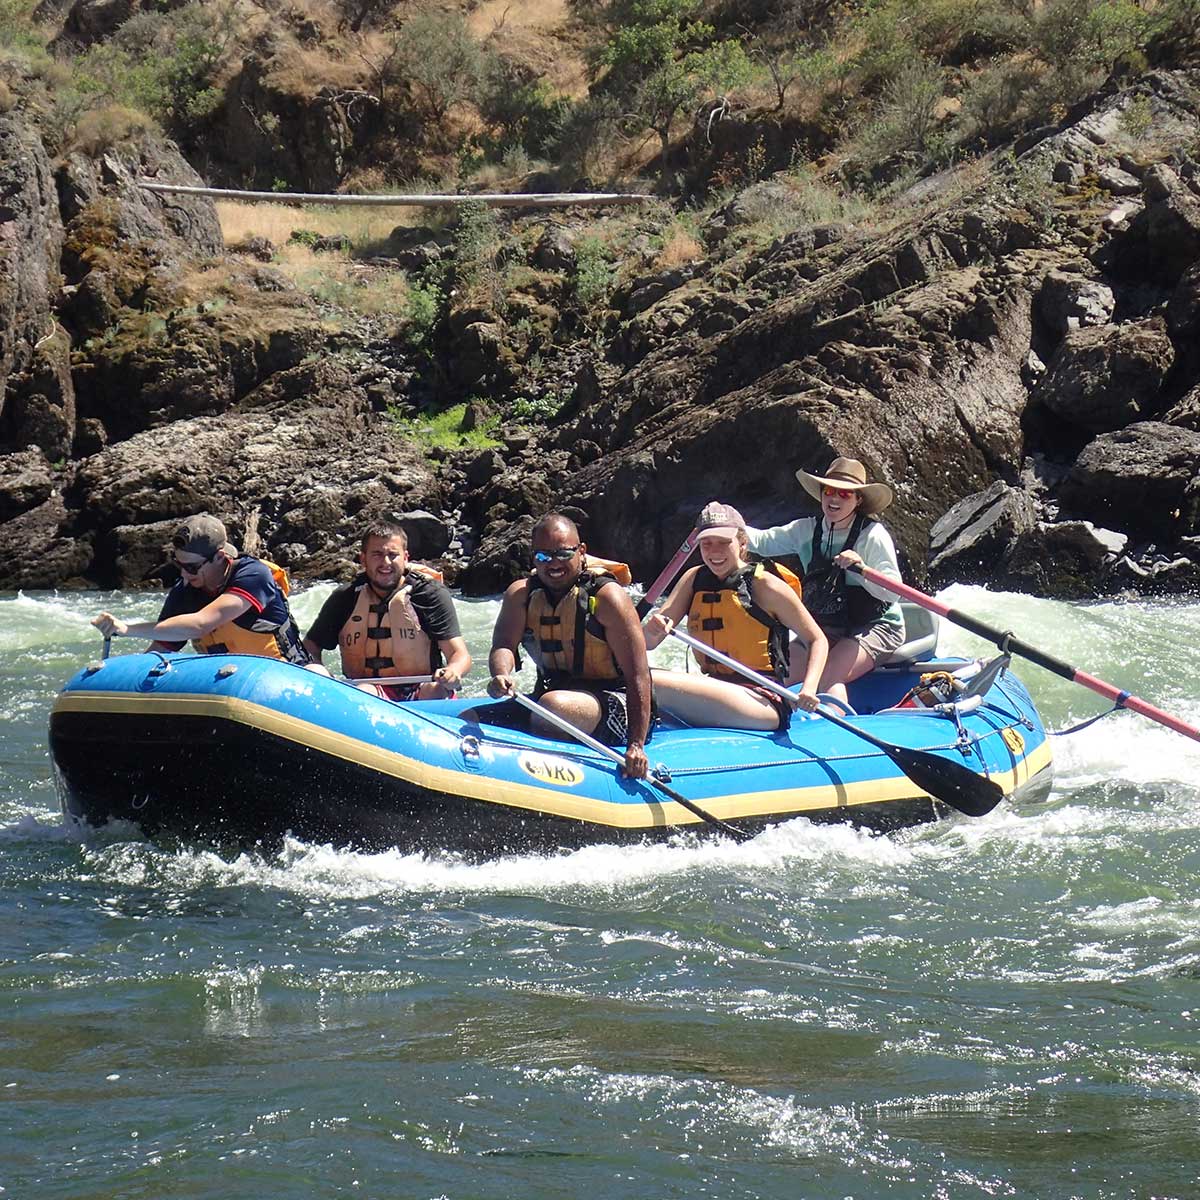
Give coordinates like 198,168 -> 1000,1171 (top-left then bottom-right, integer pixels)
3,584 -> 1200,1199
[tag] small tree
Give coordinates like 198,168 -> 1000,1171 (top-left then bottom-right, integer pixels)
632,40 -> 751,183
392,9 -> 486,122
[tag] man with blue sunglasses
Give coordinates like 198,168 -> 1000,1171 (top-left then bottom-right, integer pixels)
485,513 -> 652,778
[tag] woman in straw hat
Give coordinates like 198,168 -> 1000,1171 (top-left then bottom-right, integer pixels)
745,457 -> 904,705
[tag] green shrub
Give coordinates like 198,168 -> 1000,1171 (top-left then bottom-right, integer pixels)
955,59 -> 1043,147
845,0 -> 919,92
0,0 -> 48,67
390,402 -> 502,448
1119,93 -> 1153,139
573,236 -> 614,312
548,94 -> 623,179
1031,0 -> 1150,75
855,56 -> 945,160
1153,0 -> 1200,43
390,9 -> 485,121
57,0 -> 234,141
402,277 -> 443,353
510,394 -> 565,423
452,201 -> 504,302
478,62 -> 572,157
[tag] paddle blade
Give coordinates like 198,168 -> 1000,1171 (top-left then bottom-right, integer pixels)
888,746 -> 1006,818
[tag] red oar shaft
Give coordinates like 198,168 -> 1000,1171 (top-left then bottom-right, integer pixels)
848,563 -> 1200,744
637,527 -> 699,616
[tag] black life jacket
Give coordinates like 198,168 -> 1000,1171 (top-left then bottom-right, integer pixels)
804,513 -> 891,634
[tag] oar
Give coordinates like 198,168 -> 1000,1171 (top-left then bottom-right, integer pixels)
667,627 -> 1005,818
845,563 -> 1200,745
511,692 -> 751,841
635,526 -> 699,617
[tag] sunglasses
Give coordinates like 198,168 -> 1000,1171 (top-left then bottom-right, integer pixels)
175,553 -> 214,575
532,546 -> 580,564
822,486 -> 857,499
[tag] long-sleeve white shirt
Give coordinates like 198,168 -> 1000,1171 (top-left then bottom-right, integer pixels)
746,517 -> 904,629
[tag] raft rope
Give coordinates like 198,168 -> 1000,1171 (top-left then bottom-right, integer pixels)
1048,690 -> 1134,736
398,689 -> 1033,775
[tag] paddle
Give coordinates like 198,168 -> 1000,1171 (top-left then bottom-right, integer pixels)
635,527 -> 699,618
511,692 -> 751,841
845,563 -> 1200,745
667,626 -> 1006,818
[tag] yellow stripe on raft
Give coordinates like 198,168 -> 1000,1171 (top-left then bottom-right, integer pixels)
52,691 -> 1052,830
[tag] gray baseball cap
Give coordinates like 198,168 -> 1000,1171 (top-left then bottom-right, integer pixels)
172,515 -> 237,559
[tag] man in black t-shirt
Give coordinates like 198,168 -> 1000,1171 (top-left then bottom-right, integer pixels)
303,522 -> 471,701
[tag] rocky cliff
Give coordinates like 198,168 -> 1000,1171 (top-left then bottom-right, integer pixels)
3,69 -> 1200,599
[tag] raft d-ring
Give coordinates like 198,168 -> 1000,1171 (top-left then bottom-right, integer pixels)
216,664 -> 238,678
652,764 -> 673,784
460,735 -> 481,758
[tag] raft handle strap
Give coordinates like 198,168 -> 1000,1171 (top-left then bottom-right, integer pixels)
1050,698 -> 1133,737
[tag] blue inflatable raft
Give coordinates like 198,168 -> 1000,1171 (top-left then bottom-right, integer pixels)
50,611 -> 1052,853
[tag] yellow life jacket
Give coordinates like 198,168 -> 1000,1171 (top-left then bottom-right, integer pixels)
194,560 -> 296,659
337,565 -> 444,679
524,567 -> 622,687
685,563 -> 790,682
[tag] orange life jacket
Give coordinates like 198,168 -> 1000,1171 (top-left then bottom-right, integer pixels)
337,565 -> 444,679
584,555 -> 632,585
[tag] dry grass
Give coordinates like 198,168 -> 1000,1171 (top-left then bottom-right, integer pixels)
269,243 -> 411,316
263,38 -> 365,97
654,226 -> 704,268
467,0 -> 590,96
215,200 -> 426,251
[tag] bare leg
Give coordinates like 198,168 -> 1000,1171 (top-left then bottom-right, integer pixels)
651,670 -> 781,730
785,639 -> 809,687
818,638 -> 877,703
534,689 -> 605,737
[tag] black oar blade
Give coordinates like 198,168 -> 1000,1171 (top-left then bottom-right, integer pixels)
886,746 -> 1005,818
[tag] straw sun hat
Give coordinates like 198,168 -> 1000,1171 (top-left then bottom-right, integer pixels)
795,457 -> 894,516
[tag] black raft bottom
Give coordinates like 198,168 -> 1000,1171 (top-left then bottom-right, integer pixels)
50,710 -> 944,857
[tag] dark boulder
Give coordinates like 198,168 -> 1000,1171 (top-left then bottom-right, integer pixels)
458,515 -> 534,596
928,482 -> 1038,584
1001,521 -> 1129,598
57,133 -> 223,261
0,447 -> 56,522
0,495 -> 94,589
1035,319 -> 1174,432
392,509 -> 451,558
1035,268 -> 1115,338
1163,383 -> 1200,431
1105,163 -> 1200,283
1057,421 -> 1200,538
0,115 -> 72,456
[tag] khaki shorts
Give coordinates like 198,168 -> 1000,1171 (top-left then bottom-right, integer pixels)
853,620 -> 905,662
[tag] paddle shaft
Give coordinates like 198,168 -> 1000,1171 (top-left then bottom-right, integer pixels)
511,692 -> 749,840
669,627 -> 798,707
847,563 -> 1200,744
636,527 -> 699,617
